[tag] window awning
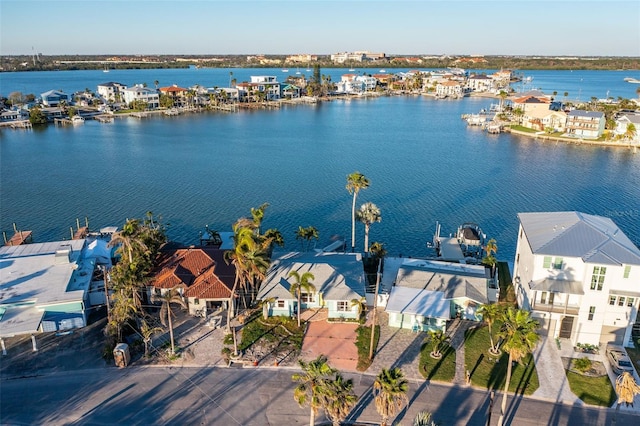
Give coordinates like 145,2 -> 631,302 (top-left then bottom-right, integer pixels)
529,278 -> 584,295
609,289 -> 640,298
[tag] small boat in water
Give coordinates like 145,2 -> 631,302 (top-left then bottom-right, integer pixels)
624,77 -> 640,84
71,115 -> 85,125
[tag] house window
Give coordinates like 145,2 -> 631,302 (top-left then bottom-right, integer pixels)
624,265 -> 631,279
543,256 -> 552,268
618,297 -> 626,307
301,293 -> 315,303
588,306 -> 595,321
609,296 -> 616,305
276,300 -> 285,308
194,298 -> 200,305
336,301 -> 350,312
540,292 -> 547,305
552,257 -> 563,270
628,298 -> 635,307
590,266 -> 606,291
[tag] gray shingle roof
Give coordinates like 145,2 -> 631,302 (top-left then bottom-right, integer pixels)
257,252 -> 365,301
568,110 -> 604,119
518,211 -> 640,266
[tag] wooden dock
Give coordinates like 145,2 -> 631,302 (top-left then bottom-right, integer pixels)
3,230 -> 33,246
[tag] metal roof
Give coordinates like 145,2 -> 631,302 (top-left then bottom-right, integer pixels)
257,252 -> 365,302
529,278 -> 584,295
518,211 -> 640,266
385,286 -> 450,319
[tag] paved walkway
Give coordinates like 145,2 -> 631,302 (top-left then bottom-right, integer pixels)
447,318 -> 479,385
531,335 -> 581,404
300,321 -> 358,371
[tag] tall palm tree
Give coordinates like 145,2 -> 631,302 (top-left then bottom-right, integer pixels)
413,411 -> 437,426
497,308 -> 540,426
292,355 -> 337,426
478,303 -> 503,355
350,297 -> 366,321
108,219 -> 148,264
356,202 -> 381,254
320,373 -> 358,426
224,223 -> 256,324
250,202 -> 269,234
373,367 -> 409,426
153,288 -> 187,355
346,172 -> 370,252
289,271 -> 316,327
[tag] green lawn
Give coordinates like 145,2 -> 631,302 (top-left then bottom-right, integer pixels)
419,340 -> 456,382
239,315 -> 304,354
565,371 -> 616,407
497,262 -> 516,306
356,325 -> 380,371
464,324 -> 539,395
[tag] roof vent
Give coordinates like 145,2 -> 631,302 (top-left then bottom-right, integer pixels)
55,248 -> 71,264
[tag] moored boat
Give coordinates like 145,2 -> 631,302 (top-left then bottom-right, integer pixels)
624,77 -> 640,84
428,221 -> 487,263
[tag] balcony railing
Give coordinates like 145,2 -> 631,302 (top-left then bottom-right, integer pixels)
532,302 -> 580,315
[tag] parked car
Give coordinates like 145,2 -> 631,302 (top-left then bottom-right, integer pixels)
606,343 -> 634,375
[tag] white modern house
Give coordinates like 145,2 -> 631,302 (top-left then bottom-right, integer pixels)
512,211 -> 640,348
97,82 -> 127,102
40,90 -> 71,107
121,84 -> 160,109
257,252 -> 365,321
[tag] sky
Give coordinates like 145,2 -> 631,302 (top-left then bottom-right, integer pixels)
1,0 -> 639,57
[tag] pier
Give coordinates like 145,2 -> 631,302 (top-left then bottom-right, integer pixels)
3,224 -> 33,246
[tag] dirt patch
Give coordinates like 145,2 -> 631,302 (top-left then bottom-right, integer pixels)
301,321 -> 358,371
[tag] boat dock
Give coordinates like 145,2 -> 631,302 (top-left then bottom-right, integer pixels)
3,225 -> 33,246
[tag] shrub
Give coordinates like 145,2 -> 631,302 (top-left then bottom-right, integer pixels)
574,357 -> 592,373
223,333 -> 234,345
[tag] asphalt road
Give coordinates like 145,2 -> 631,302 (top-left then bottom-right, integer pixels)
1,366 -> 637,426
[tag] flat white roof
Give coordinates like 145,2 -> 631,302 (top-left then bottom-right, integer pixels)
386,286 -> 450,319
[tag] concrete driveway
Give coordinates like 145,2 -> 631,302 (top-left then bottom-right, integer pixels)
300,320 -> 359,371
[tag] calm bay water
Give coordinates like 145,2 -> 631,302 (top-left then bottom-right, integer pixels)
1,69 -> 639,261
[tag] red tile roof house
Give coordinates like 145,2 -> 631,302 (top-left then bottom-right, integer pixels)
148,247 -> 236,318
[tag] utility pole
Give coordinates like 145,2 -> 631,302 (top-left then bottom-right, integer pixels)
369,259 -> 382,360
102,265 -> 111,319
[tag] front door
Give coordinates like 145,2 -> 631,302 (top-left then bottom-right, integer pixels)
559,316 -> 574,338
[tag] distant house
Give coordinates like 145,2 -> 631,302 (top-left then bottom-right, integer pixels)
97,82 -> 127,102
521,109 -> 567,132
467,74 -> 495,93
512,211 -> 640,347
613,111 -> 640,143
149,247 -> 235,317
565,110 -> 605,139
435,80 -> 463,98
159,85 -> 190,107
385,259 -> 495,332
281,84 -> 301,98
0,108 -> 29,122
121,84 -> 160,109
510,93 -> 552,118
40,90 -> 71,107
257,252 -> 365,321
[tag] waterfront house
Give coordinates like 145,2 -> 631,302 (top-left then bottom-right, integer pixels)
257,252 -> 365,321
613,111 -> 640,143
373,73 -> 394,87
97,82 -> 127,102
121,84 -> 160,109
281,84 -> 301,98
512,211 -> 640,348
159,85 -> 190,108
435,80 -> 463,98
250,76 -> 281,100
521,109 -> 567,132
40,90 -> 71,107
510,93 -> 552,118
565,110 -> 605,139
385,259 -> 495,332
149,247 -> 234,317
0,238 -> 111,351
467,74 -> 495,93
0,108 -> 29,122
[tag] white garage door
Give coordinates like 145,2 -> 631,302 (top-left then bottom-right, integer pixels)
601,326 -> 625,346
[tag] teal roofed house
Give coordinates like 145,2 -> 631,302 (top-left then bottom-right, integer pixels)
257,252 -> 365,321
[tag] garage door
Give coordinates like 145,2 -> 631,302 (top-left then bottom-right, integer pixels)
601,326 -> 625,345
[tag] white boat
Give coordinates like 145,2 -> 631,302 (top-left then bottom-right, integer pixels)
103,64 -> 109,73
379,69 -> 386,73
349,68 -> 355,72
624,77 -> 640,84
71,115 -> 85,125
281,69 -> 289,72
429,221 -> 487,262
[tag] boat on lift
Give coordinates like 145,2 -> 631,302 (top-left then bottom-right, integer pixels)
428,221 -> 487,263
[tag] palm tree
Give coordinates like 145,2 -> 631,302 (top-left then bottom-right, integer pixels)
292,355 -> 337,426
624,123 -> 637,141
108,290 -> 139,342
350,297 -> 366,321
477,303 -> 503,355
373,367 -> 409,426
346,172 -> 370,252
320,373 -> 358,426
108,219 -> 148,264
413,411 -> 437,426
356,202 -> 381,254
497,308 -> 540,426
616,371 -> 640,410
250,202 -> 269,234
498,90 -> 508,111
295,226 -> 319,252
428,329 -> 450,358
140,318 -> 163,358
153,288 -> 188,355
289,271 -> 316,327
